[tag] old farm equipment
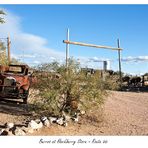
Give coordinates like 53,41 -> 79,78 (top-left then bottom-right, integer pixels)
0,64 -> 32,104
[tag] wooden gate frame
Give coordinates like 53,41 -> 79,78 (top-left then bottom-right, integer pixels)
63,29 -> 123,84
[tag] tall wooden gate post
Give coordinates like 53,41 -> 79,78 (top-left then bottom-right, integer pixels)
66,28 -> 69,70
7,36 -> 11,65
117,39 -> 122,87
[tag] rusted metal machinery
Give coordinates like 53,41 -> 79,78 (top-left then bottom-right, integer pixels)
0,64 -> 32,104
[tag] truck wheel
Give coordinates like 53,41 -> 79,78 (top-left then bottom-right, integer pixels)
23,97 -> 28,104
22,89 -> 29,104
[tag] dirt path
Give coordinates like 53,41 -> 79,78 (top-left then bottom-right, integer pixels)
0,91 -> 148,135
30,91 -> 148,135
101,91 -> 148,135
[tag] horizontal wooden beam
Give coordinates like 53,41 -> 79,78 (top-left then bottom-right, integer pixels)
63,40 -> 122,51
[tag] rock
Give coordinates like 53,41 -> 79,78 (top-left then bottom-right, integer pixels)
0,129 -> 13,136
62,112 -> 71,122
8,131 -> 14,136
40,116 -> 50,127
5,122 -> 14,130
14,127 -> 26,136
43,119 -> 50,127
56,117 -> 67,126
80,110 -> 86,115
71,116 -> 79,122
20,126 -> 27,132
71,112 -> 79,122
20,126 -> 31,134
28,120 -> 43,130
64,115 -> 71,122
41,116 -> 47,122
35,119 -> 41,123
26,128 -> 34,134
0,129 -> 5,135
56,117 -> 64,125
37,122 -> 43,129
63,122 -> 68,127
48,117 -> 57,124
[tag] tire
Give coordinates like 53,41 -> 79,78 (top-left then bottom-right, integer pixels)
22,89 -> 29,104
23,97 -> 28,104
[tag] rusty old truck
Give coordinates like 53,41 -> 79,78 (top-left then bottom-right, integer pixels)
0,64 -> 32,104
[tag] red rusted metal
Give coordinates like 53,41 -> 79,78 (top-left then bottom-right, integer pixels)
0,64 -> 32,103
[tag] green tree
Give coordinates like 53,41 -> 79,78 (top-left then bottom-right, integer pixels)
0,10 -> 7,65
32,59 -> 107,116
0,10 -> 5,24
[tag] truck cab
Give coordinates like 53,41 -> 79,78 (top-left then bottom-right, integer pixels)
0,64 -> 32,104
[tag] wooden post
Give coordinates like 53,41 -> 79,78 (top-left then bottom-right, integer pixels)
7,36 -> 11,65
63,38 -> 123,79
117,39 -> 122,86
66,28 -> 69,69
63,40 -> 122,51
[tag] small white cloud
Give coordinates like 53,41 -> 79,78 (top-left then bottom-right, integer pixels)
50,57 -> 56,60
33,60 -> 40,64
72,56 -> 111,69
23,54 -> 36,58
122,56 -> 148,62
88,56 -> 111,62
11,53 -> 36,59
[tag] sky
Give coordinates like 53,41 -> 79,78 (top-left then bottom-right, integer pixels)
0,4 -> 148,75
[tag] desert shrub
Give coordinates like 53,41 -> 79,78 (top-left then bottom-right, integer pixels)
103,75 -> 120,90
32,59 -> 110,115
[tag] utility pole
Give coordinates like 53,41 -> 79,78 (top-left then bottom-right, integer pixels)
66,28 -> 69,69
117,38 -> 122,86
7,36 -> 11,65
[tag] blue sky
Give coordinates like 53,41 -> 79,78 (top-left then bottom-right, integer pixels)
0,4 -> 148,75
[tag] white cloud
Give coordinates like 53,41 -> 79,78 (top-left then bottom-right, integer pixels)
32,60 -> 41,64
89,56 -> 110,62
11,53 -> 36,59
73,56 -> 111,69
122,56 -> 148,62
0,8 -> 65,65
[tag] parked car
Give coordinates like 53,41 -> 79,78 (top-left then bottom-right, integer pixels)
0,64 -> 33,104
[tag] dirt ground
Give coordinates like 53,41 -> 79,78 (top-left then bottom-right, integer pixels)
0,91 -> 148,136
